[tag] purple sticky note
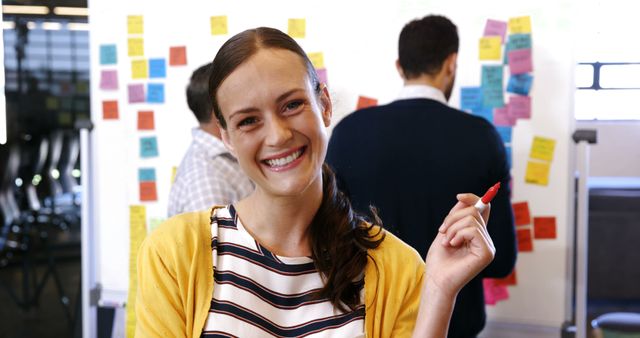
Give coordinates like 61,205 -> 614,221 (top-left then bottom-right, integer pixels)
508,95 -> 531,119
128,84 -> 145,104
317,68 -> 328,85
508,49 -> 533,75
493,106 -> 515,126
484,19 -> 507,43
100,70 -> 118,90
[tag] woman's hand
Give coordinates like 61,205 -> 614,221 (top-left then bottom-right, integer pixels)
411,193 -> 495,338
424,193 -> 495,298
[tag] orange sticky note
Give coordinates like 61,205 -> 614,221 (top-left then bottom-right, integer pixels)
534,216 -> 557,239
357,96 -> 378,110
139,181 -> 158,202
169,46 -> 187,66
495,269 -> 517,286
517,228 -> 533,252
102,100 -> 119,120
512,201 -> 531,226
137,111 -> 155,130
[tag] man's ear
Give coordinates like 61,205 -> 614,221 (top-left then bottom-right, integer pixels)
395,60 -> 406,80
218,121 -> 237,157
447,53 -> 458,76
319,84 -> 333,128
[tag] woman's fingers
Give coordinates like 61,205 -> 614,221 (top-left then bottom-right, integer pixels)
439,203 -> 485,234
442,214 -> 482,245
447,226 -> 495,262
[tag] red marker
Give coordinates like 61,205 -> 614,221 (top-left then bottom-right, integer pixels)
474,182 -> 501,212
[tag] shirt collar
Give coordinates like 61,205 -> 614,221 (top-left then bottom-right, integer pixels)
397,84 -> 448,105
192,127 -> 228,158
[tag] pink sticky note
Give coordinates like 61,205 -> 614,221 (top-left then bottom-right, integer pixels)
128,84 -> 145,103
484,19 -> 507,43
483,278 -> 510,306
317,68 -> 328,85
493,106 -> 515,126
508,49 -> 533,74
100,70 -> 118,90
508,95 -> 531,119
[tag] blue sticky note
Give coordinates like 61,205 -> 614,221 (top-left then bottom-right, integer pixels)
460,87 -> 483,112
149,58 -> 166,78
473,107 -> 494,123
505,145 -> 512,169
147,83 -> 165,103
507,74 -> 533,95
138,168 -> 156,182
481,65 -> 504,107
100,44 -> 117,65
496,126 -> 512,143
504,34 -> 532,64
140,137 -> 159,158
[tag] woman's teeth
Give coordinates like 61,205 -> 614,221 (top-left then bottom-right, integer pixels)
265,149 -> 303,167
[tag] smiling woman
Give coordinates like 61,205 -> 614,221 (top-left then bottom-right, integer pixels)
135,27 -> 496,338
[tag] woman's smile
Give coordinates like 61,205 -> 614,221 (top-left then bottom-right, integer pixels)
261,145 -> 307,172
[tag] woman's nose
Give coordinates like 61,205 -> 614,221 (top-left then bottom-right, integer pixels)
264,116 -> 293,146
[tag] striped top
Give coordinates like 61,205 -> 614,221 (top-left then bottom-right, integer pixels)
201,205 -> 365,338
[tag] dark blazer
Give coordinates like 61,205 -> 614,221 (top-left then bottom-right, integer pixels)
326,98 -> 517,338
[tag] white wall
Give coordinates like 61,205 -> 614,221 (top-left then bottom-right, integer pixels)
577,121 -> 640,177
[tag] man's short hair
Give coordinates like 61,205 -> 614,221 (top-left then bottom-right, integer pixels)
398,15 -> 459,79
186,63 -> 213,124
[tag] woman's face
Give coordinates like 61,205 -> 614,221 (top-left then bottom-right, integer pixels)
217,48 -> 332,198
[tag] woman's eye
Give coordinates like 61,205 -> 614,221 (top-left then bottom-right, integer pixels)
238,117 -> 258,128
284,100 -> 304,112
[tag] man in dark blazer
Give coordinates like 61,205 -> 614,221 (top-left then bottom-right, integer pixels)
326,15 -> 517,338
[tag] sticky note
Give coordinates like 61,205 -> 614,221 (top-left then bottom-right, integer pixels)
460,87 -> 483,112
138,168 -> 156,182
495,126 -> 512,143
504,34 -> 532,64
76,81 -> 89,94
147,83 -> 165,103
507,73 -> 533,95
308,52 -> 324,69
127,15 -> 144,35
481,65 -> 504,108
530,136 -> 556,162
509,16 -> 532,34
140,136 -> 159,158
473,107 -> 494,123
288,18 -> 306,38
508,95 -> 531,119
126,205 -> 147,338
483,279 -> 510,305
517,228 -> 534,252
169,46 -> 187,66
479,36 -> 502,60
484,19 -> 507,43
99,70 -> 118,90
512,201 -> 531,226
149,217 -> 165,233
534,217 -> 557,239
525,160 -> 550,186
61,98 -> 72,110
171,166 -> 178,184
131,59 -> 148,79
139,181 -> 158,202
128,38 -> 144,57
100,44 -> 117,65
102,100 -> 119,120
149,58 -> 166,78
46,97 -> 59,110
508,49 -> 533,74
137,111 -> 155,130
493,106 -> 514,126
128,84 -> 145,104
317,68 -> 328,85
58,112 -> 72,126
210,16 -> 228,35
495,269 -> 517,286
357,96 -> 378,110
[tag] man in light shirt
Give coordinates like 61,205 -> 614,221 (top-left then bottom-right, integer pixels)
168,63 -> 253,217
326,15 -> 516,338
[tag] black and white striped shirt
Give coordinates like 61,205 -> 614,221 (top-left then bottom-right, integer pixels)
201,205 -> 365,338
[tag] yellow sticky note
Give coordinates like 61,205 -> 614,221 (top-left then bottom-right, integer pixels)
210,16 -> 228,35
128,38 -> 144,57
530,136 -> 556,162
509,16 -> 532,34
127,15 -> 144,35
126,205 -> 147,338
288,18 -> 306,38
525,161 -> 550,186
131,59 -> 148,79
479,36 -> 502,60
308,52 -> 324,69
58,112 -> 72,126
46,97 -> 59,110
171,166 -> 178,184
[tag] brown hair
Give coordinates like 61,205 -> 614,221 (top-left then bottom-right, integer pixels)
208,27 -> 384,310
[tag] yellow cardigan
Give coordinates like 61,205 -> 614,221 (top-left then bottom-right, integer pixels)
136,210 -> 425,338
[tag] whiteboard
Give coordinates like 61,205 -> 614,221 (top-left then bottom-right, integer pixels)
88,0 -> 576,330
